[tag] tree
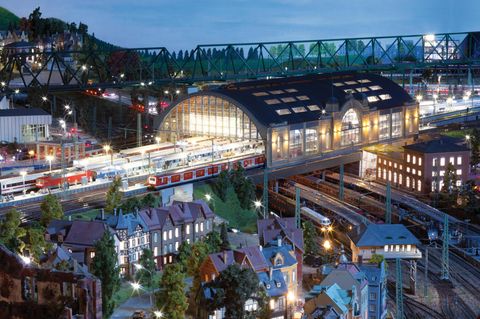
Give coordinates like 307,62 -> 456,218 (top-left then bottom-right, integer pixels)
470,128 -> 480,168
121,196 -> 141,212
370,254 -> 385,265
205,264 -> 259,319
213,170 -> 230,201
157,263 -> 188,319
28,7 -> 43,40
187,241 -> 209,277
303,221 -> 319,256
92,232 -> 120,318
141,193 -> 157,208
220,223 -> 230,251
105,176 -> 123,213
136,248 -> 156,287
176,241 -> 192,272
0,208 -> 26,253
24,225 -> 50,261
40,194 -> 64,227
237,177 -> 255,210
442,162 -> 458,193
78,22 -> 88,35
204,231 -> 222,253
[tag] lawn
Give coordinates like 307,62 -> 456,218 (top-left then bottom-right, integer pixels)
66,209 -> 103,221
194,183 -> 258,233
442,129 -> 471,139
113,273 -> 162,308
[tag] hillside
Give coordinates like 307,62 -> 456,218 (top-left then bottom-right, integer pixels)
0,7 -> 20,30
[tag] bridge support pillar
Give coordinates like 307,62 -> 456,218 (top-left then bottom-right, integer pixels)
295,186 -> 301,229
339,164 -> 344,201
386,181 -> 392,224
409,260 -> 417,295
441,214 -> 450,280
396,258 -> 404,319
262,169 -> 269,218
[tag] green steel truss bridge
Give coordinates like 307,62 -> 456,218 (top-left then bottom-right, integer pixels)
1,31 -> 480,93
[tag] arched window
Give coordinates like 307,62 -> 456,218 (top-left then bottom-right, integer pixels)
341,109 -> 360,146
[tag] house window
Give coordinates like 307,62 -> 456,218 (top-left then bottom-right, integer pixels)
406,245 -> 411,252
369,304 -> 376,312
200,222 -> 204,232
440,157 -> 445,166
154,247 -> 158,256
163,231 -> 167,241
370,292 -> 377,300
384,245 -> 388,252
457,156 -> 462,165
399,174 -> 403,185
407,154 -> 410,163
175,241 -> 179,251
412,156 -> 416,165
456,169 -> 462,175
169,230 -> 173,240
153,233 -> 158,243
418,157 -> 422,166
90,251 -> 95,259
195,223 -> 199,233
175,228 -> 179,238
417,180 -> 421,192
406,177 -> 410,188
186,224 -> 190,235
449,157 -> 455,165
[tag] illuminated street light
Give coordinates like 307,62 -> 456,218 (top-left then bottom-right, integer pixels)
46,155 -> 54,172
120,73 -> 125,78
424,34 -> 435,42
164,90 -> 169,95
20,255 -> 31,264
153,311 -> 163,318
41,96 -> 48,102
64,104 -> 70,110
0,81 -> 5,87
14,89 -> 19,94
205,194 -> 212,201
323,239 -> 332,250
81,65 -> 87,71
416,95 -> 423,103
254,200 -> 262,209
287,290 -> 295,303
466,134 -> 471,140
175,89 -> 180,94
321,109 -> 326,115
327,225 -> 333,232
130,282 -> 141,291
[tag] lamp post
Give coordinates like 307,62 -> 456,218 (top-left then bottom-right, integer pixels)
46,155 -> 54,172
103,145 -> 113,166
286,290 -> 296,319
133,264 -> 154,308
20,171 -> 27,195
254,200 -> 262,217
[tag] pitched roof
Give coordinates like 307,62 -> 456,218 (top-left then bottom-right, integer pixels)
349,224 -> 420,247
257,269 -> 287,297
235,246 -> 269,271
208,250 -> 236,273
262,244 -> 297,269
64,220 -> 111,247
257,217 -> 304,252
106,211 -> 148,235
403,137 -> 469,154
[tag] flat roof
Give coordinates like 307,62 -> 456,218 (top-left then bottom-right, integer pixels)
403,137 -> 469,153
0,108 -> 50,117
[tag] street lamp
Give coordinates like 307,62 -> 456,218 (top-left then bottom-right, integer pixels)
103,145 -> 113,166
153,310 -> 163,318
133,264 -> 154,307
20,255 -> 31,264
254,200 -> 262,209
46,155 -> 54,172
323,239 -> 332,250
287,290 -> 296,319
205,194 -> 212,202
130,281 -> 141,292
20,171 -> 27,195
416,95 -> 423,103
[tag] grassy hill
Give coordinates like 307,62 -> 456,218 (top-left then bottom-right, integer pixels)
0,7 -> 20,30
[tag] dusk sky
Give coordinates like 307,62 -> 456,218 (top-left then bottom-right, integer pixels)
2,0 -> 478,50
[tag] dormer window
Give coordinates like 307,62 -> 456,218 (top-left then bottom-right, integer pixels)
266,284 -> 271,289
276,282 -> 281,288
274,253 -> 284,266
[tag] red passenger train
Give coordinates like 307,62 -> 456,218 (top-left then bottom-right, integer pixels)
36,170 -> 96,189
147,154 -> 265,188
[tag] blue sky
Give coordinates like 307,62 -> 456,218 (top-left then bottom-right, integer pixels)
1,0 -> 478,50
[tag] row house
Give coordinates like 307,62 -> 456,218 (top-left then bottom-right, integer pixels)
0,244 -> 102,319
105,210 -> 150,275
139,200 -> 215,268
198,240 -> 300,319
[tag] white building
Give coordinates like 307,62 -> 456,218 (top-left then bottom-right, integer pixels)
0,108 -> 51,143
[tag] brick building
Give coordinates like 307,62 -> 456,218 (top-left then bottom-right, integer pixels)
375,137 -> 470,193
0,244 -> 102,319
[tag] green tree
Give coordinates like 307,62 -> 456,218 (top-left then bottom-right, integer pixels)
213,170 -> 230,201
220,223 -> 230,251
255,288 -> 273,319
205,264 -> 259,319
24,225 -> 50,261
187,241 -> 209,277
121,196 -> 141,212
176,241 -> 192,272
0,208 -> 26,253
92,232 -> 120,318
303,221 -> 319,256
105,176 -> 123,213
442,162 -> 458,193
40,194 -> 64,227
141,193 -> 157,208
204,231 -> 222,253
370,254 -> 385,265
157,264 -> 188,319
470,128 -> 480,168
136,248 -> 156,287
237,177 -> 255,210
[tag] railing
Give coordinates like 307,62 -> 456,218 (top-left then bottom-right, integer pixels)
1,32 -> 480,92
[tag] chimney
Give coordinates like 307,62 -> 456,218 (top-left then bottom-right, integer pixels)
277,236 -> 282,247
223,251 -> 228,264
101,208 -> 105,220
269,267 -> 273,280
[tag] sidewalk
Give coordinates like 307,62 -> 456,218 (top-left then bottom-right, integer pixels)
111,292 -> 152,319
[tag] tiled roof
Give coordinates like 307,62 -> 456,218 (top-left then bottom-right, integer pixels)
257,269 -> 287,297
262,244 -> 297,269
350,224 -> 420,247
106,211 -> 148,235
258,217 -> 304,252
236,246 -> 269,272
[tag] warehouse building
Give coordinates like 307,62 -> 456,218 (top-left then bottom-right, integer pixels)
158,72 -> 419,168
0,108 -> 51,143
